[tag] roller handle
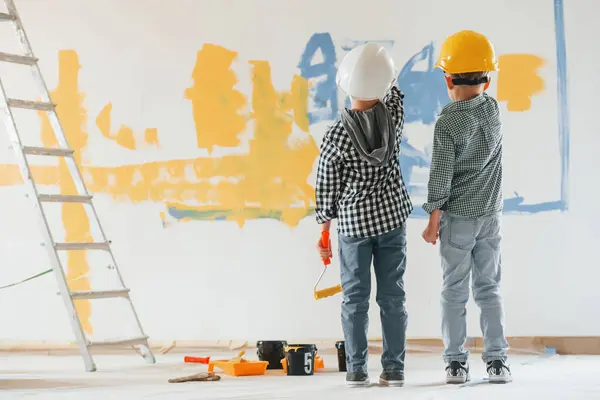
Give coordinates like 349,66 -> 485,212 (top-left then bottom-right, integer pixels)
184,356 -> 210,364
320,231 -> 331,266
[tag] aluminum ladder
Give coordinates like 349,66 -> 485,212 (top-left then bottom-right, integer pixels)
0,0 -> 155,372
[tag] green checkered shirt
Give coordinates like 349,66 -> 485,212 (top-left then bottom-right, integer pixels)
423,92 -> 503,217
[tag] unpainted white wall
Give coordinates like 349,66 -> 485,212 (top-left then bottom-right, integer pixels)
0,0 -> 598,344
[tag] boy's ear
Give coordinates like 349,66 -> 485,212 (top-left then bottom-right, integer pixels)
444,75 -> 454,90
483,76 -> 492,91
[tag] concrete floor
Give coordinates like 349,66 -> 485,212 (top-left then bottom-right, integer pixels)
1,350 -> 599,399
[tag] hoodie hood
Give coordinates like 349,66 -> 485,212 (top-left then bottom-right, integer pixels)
340,102 -> 396,167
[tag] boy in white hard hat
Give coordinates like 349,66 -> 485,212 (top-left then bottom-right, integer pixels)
422,30 -> 511,384
315,42 -> 413,387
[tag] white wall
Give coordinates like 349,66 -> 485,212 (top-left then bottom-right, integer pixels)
0,0 -> 598,344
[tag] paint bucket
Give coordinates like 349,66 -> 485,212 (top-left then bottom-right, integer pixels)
335,341 -> 347,372
256,340 -> 287,370
285,344 -> 317,376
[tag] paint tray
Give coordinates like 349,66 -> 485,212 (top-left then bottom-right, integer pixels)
280,356 -> 324,374
208,359 -> 269,377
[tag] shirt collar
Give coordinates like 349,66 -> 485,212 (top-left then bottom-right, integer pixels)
440,92 -> 488,115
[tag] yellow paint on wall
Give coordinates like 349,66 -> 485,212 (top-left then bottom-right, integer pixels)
185,44 -> 248,150
96,103 -> 136,150
497,54 -> 545,112
0,46 -> 317,231
0,164 -> 58,186
37,50 -> 94,335
86,55 -> 317,226
144,128 -> 159,147
38,45 -> 317,227
0,47 -> 548,234
0,44 -> 550,338
244,60 -> 316,226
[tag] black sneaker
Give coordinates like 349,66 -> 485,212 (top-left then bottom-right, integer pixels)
445,361 -> 470,384
379,370 -> 404,387
487,359 -> 512,383
345,371 -> 369,387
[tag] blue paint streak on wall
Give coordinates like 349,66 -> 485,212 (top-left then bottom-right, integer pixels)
298,33 -> 338,124
503,193 -> 563,213
493,0 -> 570,215
400,138 -> 429,190
397,42 -> 450,125
295,33 -> 568,219
554,0 -> 570,211
393,43 -> 445,190
409,197 -> 565,219
298,37 -> 450,127
168,207 -> 193,220
340,39 -> 395,52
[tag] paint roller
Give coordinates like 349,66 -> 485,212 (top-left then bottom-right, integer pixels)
313,231 -> 342,300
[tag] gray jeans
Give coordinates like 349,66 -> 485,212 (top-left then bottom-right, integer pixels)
439,212 -> 509,363
339,225 -> 407,374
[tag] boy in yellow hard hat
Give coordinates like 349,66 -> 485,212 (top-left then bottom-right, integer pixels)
315,42 -> 412,387
422,30 -> 512,384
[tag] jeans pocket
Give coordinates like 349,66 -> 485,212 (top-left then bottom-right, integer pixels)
448,217 -> 476,250
485,215 -> 502,250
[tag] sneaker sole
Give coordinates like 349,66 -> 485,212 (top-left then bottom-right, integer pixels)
379,378 -> 404,387
489,375 -> 512,384
346,379 -> 370,387
446,373 -> 470,384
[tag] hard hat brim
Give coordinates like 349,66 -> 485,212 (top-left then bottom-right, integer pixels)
435,59 -> 499,74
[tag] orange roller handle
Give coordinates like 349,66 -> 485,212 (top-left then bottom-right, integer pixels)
184,356 -> 210,364
320,231 -> 331,266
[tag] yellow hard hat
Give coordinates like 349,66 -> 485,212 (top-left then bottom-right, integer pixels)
435,30 -> 498,74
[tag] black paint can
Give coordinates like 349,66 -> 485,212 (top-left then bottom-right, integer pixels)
256,340 -> 287,370
335,340 -> 347,372
285,344 -> 317,376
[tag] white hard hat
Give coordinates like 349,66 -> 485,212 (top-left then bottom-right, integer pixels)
336,42 -> 397,101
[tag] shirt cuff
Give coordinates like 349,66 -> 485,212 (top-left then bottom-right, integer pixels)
422,199 -> 446,214
315,209 -> 336,224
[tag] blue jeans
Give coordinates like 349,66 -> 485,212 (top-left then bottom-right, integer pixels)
439,212 -> 509,363
338,225 -> 408,374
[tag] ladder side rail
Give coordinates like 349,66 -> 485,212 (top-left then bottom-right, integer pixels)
5,0 -> 154,363
5,0 -> 130,291
0,73 -> 96,372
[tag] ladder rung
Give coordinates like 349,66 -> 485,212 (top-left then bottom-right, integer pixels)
3,0 -> 155,372
7,98 -> 54,111
71,289 -> 130,300
0,52 -> 37,65
38,194 -> 92,204
54,242 -> 110,251
88,336 -> 149,348
22,146 -> 74,157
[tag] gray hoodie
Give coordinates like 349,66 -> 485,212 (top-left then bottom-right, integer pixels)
340,102 -> 396,167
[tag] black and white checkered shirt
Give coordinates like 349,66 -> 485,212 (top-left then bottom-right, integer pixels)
315,86 -> 413,238
423,92 -> 503,217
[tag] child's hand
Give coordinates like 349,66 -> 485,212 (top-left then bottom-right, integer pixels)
422,210 -> 441,245
317,237 -> 332,261
422,222 -> 439,245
